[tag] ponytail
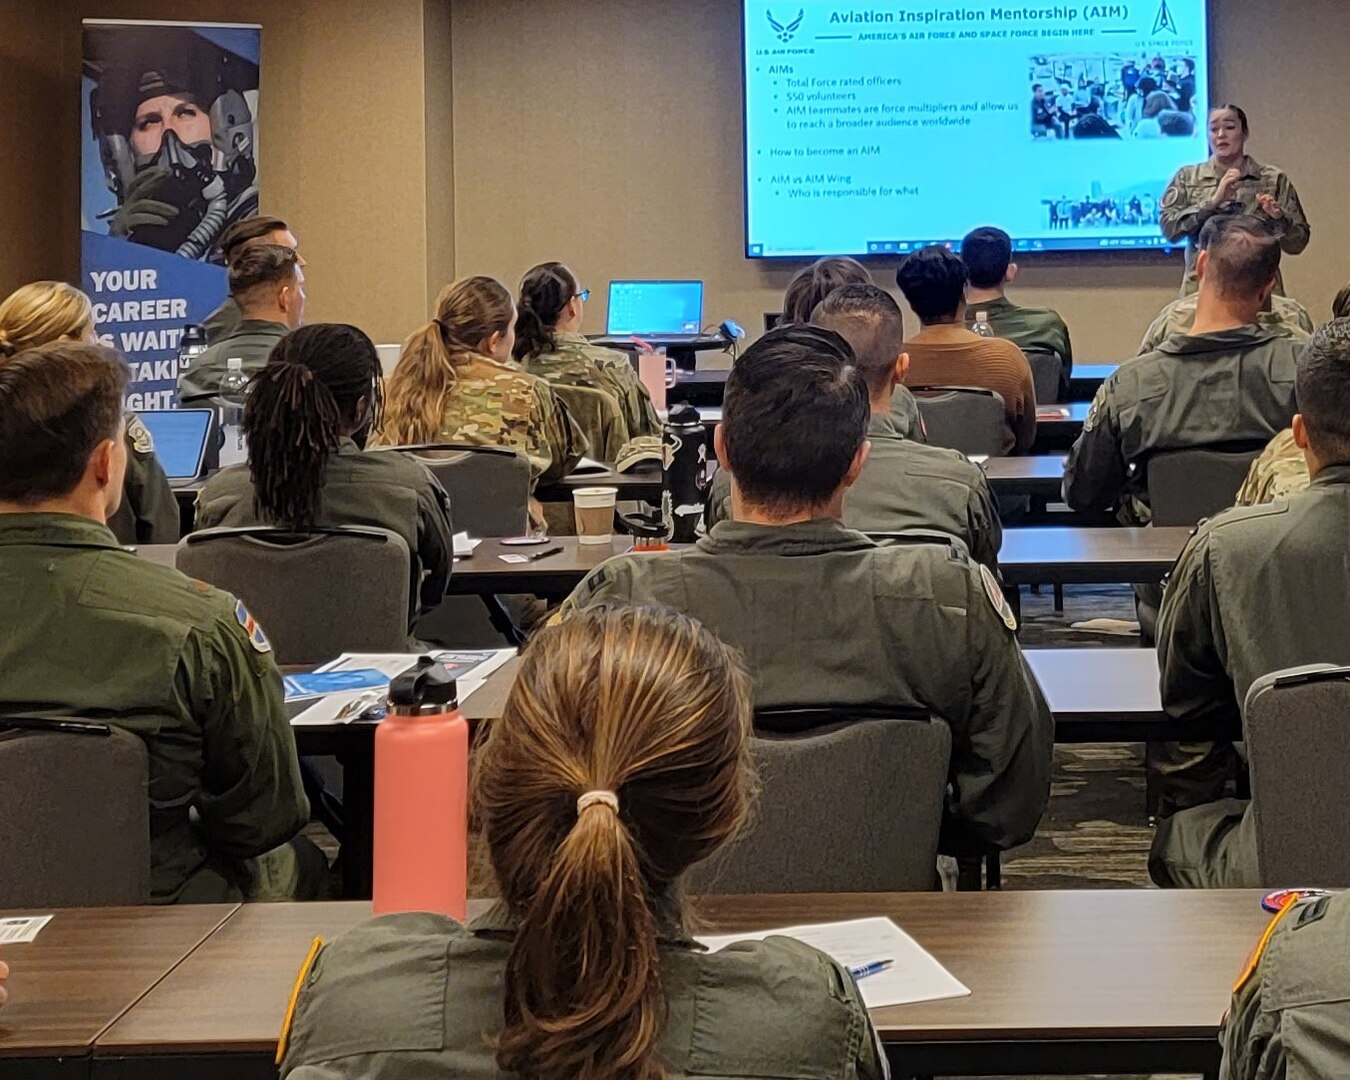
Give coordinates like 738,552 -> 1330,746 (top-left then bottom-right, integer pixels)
513,262 -> 578,363
477,605 -> 756,1080
244,323 -> 383,527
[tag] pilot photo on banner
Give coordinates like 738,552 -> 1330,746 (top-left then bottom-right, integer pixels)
80,20 -> 261,408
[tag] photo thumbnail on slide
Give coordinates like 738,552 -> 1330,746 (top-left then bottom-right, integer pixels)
743,0 -> 1210,257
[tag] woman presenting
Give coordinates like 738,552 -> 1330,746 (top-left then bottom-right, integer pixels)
1160,104 -> 1310,295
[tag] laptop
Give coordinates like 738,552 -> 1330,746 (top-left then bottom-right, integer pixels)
604,280 -> 704,340
137,409 -> 214,484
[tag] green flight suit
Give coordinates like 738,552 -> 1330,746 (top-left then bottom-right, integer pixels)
525,331 -> 662,438
964,296 -> 1074,378
1149,467 -> 1350,888
890,383 -> 925,441
704,412 -> 1002,569
1221,892 -> 1350,1080
0,514 -> 316,903
177,318 -> 289,405
195,438 -> 456,627
1063,325 -> 1299,525
1160,156 -> 1311,295
202,295 -> 243,345
107,413 -> 180,545
1137,293 -> 1314,355
280,905 -> 887,1080
560,519 -> 1053,856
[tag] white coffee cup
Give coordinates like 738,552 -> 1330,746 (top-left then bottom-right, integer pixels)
573,487 -> 619,544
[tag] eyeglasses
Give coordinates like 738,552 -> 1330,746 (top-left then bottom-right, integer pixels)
575,289 -> 591,302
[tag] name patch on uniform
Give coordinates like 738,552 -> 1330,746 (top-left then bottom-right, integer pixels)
980,564 -> 1018,632
236,601 -> 272,653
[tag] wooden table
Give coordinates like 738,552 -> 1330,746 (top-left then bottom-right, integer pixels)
981,455 -> 1065,499
0,904 -> 237,1079
90,890 -> 1269,1078
535,461 -> 662,504
1000,526 -> 1188,586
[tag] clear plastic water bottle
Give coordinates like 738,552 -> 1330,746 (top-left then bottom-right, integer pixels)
218,357 -> 249,467
972,310 -> 996,338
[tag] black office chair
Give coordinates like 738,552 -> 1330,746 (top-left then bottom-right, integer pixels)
1145,444 -> 1267,527
1024,348 -> 1067,405
912,386 -> 1008,458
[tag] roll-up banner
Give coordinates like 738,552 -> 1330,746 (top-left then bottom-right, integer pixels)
81,19 -> 261,407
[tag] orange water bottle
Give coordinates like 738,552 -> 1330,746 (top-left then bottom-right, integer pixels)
373,657 -> 468,919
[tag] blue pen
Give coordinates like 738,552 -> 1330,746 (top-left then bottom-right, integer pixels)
848,958 -> 895,980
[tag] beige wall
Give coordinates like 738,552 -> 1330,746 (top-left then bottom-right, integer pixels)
2,0 -> 1348,356
450,0 -> 1350,363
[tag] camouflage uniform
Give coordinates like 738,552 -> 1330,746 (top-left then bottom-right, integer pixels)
279,905 -> 887,1080
108,413 -> 180,545
524,331 -> 662,438
384,352 -> 586,487
1235,428 -> 1310,507
1160,156 -> 1311,295
1138,293 -> 1314,355
1149,466 -> 1350,888
1221,892 -> 1350,1079
0,513 -> 318,904
547,381 -> 629,464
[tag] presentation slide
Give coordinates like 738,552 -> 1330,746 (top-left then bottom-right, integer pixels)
743,0 -> 1209,257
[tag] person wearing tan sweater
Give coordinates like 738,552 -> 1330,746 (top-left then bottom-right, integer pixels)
896,245 -> 1038,454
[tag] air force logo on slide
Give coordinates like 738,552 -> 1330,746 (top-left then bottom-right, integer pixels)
767,8 -> 804,43
1152,0 -> 1179,34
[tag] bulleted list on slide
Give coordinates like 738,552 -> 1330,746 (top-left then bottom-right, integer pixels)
743,1 -> 1209,257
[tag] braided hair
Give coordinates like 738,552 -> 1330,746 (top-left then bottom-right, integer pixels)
513,262 -> 578,363
243,323 -> 384,530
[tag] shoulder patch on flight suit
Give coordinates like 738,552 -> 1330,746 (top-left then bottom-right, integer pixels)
276,936 -> 324,1064
1294,895 -> 1332,930
126,414 -> 154,454
235,600 -> 273,653
980,563 -> 1018,631
1234,896 -> 1300,994
1082,387 -> 1107,433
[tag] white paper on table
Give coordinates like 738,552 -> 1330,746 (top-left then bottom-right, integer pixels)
0,914 -> 53,944
290,649 -> 516,726
453,532 -> 481,557
696,917 -> 969,1010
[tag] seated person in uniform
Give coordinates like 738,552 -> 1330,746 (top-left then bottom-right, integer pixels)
705,283 -> 1002,568
1234,288 -> 1350,506
278,605 -> 887,1080
1064,215 -> 1299,525
559,325 -> 1053,858
513,261 -> 661,444
1222,890 -> 1350,1079
1149,320 -> 1350,888
897,246 -> 1038,455
0,342 -> 321,904
195,323 -> 455,634
202,214 -> 304,344
0,280 -> 177,545
178,244 -> 306,404
961,226 -> 1074,393
783,256 -> 923,440
375,275 -> 585,497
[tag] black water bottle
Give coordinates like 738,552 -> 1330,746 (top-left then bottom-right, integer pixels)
663,403 -> 707,544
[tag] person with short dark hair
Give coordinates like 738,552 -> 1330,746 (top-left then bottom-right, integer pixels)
0,342 -> 319,903
704,284 -> 1001,566
178,244 -> 306,404
1149,319 -> 1350,889
781,256 -> 923,440
1161,105 -> 1310,295
202,215 -> 302,344
561,324 -> 1053,857
962,226 -> 1074,389
1031,83 -> 1057,138
896,246 -> 1038,453
195,324 -> 455,636
1065,215 -> 1299,525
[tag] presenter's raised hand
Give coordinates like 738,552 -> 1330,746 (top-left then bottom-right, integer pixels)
1256,193 -> 1284,220
1214,168 -> 1243,204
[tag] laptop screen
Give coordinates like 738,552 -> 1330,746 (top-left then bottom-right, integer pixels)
138,409 -> 213,480
606,281 -> 704,336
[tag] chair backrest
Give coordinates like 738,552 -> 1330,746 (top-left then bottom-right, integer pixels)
548,382 -> 629,463
1247,666 -> 1350,887
1145,445 -> 1264,526
395,444 -> 530,538
912,387 -> 1007,457
177,526 -> 411,664
1024,348 -> 1065,405
686,712 -> 951,893
0,724 -> 150,906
